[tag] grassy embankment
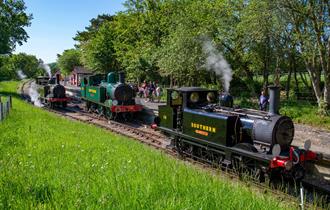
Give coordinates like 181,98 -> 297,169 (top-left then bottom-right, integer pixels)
0,81 -> 294,209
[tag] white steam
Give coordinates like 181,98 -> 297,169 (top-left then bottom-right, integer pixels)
39,63 -> 51,77
202,38 -> 232,93
28,82 -> 43,107
17,70 -> 27,80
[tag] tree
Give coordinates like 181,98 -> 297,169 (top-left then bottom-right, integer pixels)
276,0 -> 330,113
0,0 -> 32,54
80,22 -> 119,73
0,55 -> 14,80
9,53 -> 41,78
74,14 -> 114,48
0,53 -> 42,80
48,62 -> 59,75
57,49 -> 82,75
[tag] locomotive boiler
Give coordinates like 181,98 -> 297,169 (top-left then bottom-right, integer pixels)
155,86 -> 318,181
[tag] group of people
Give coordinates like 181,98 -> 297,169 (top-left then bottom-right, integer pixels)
138,81 -> 162,102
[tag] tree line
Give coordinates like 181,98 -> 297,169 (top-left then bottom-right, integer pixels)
1,0 -> 329,114
58,0 -> 329,113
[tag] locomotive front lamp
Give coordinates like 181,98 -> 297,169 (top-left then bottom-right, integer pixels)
272,144 -> 281,157
112,100 -> 118,106
171,91 -> 179,100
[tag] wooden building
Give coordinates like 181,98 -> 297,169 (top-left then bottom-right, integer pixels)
70,66 -> 93,86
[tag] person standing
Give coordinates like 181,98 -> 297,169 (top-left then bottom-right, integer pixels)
148,81 -> 155,102
259,90 -> 269,111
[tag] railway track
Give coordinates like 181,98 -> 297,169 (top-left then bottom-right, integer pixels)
19,80 -> 330,208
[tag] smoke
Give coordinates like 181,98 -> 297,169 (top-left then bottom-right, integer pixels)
17,70 -> 27,80
39,63 -> 51,77
202,38 -> 232,93
28,82 -> 43,107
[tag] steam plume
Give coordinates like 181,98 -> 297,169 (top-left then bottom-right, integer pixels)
17,70 -> 27,80
39,63 -> 51,77
28,82 -> 43,107
202,38 -> 232,93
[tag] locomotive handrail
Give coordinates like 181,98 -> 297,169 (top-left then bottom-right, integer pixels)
214,108 -> 272,120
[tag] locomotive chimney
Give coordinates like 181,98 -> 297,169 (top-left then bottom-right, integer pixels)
119,72 -> 125,83
268,86 -> 280,115
56,74 -> 60,85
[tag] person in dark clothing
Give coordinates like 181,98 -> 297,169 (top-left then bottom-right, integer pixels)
259,90 -> 269,111
148,81 -> 155,102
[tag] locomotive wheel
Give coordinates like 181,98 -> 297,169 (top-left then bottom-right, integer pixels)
97,106 -> 105,117
105,108 -> 114,120
85,101 -> 91,112
174,138 -> 185,157
62,101 -> 67,108
123,113 -> 133,121
233,143 -> 262,181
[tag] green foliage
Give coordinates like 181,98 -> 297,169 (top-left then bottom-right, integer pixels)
0,81 -> 294,209
0,0 -> 32,54
9,53 -> 42,78
48,62 -> 59,75
281,100 -> 330,130
57,49 -> 82,75
80,22 -> 119,73
0,53 -> 41,80
73,0 -> 330,111
74,14 -> 114,47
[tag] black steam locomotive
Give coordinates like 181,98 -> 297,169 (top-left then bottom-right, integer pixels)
40,74 -> 70,108
155,86 -> 318,181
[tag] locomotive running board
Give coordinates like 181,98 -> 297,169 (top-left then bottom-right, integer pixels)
159,126 -> 272,165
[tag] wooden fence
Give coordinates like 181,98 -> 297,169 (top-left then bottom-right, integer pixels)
0,95 -> 12,122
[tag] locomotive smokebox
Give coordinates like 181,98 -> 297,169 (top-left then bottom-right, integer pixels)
119,72 -> 125,84
268,86 -> 280,115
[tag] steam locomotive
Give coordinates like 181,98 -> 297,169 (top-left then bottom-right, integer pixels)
155,86 -> 319,181
80,72 -> 143,120
40,74 -> 70,108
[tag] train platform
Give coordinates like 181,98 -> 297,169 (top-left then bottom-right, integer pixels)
135,98 -> 165,124
63,84 -> 81,97
135,98 -> 165,115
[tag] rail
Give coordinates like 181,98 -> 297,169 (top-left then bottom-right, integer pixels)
0,95 -> 12,122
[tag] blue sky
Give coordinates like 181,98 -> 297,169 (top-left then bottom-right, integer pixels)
15,0 -> 126,63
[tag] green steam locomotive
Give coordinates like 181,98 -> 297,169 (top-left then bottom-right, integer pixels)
80,72 -> 142,120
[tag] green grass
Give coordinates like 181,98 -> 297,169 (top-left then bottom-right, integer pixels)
0,81 -> 295,209
280,100 -> 330,130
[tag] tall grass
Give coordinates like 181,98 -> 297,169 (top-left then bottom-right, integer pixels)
0,81 -> 294,209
